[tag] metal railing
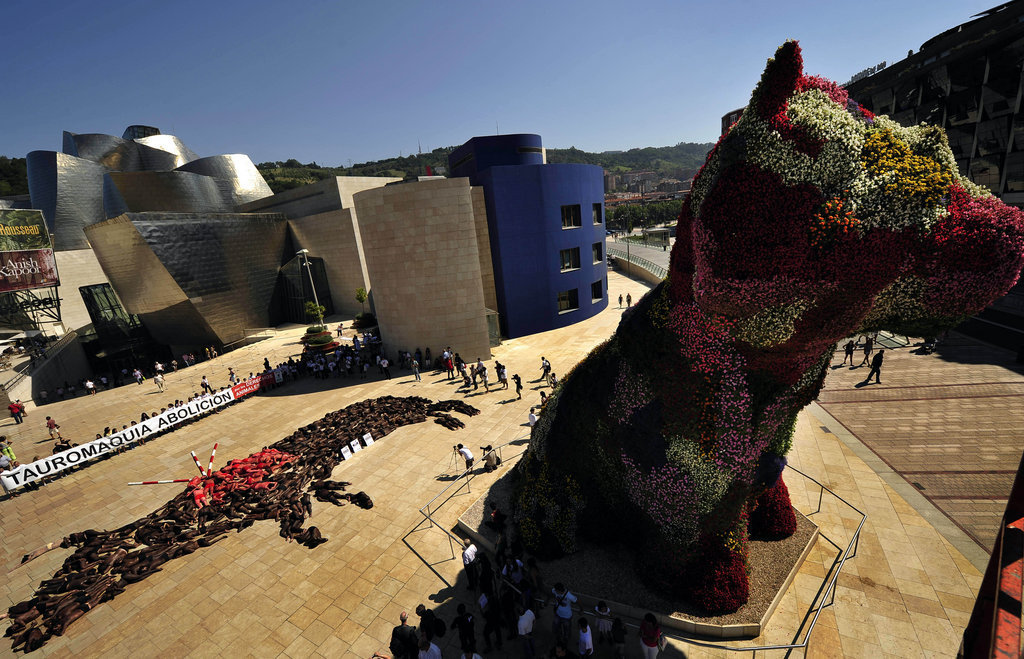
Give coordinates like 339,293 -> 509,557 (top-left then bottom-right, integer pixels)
1,330 -> 78,393
416,446 -> 867,657
418,435 -> 531,558
607,245 -> 668,280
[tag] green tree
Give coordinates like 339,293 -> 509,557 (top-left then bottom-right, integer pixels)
304,300 -> 325,326
355,287 -> 368,314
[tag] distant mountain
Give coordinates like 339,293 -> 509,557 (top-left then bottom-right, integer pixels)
256,141 -> 715,194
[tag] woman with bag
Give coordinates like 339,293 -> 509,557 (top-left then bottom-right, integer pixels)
638,612 -> 662,659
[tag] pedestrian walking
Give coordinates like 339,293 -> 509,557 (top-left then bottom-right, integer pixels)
382,357 -> 392,380
578,617 -> 594,657
626,293 -> 632,306
618,293 -> 623,308
513,373 -> 523,400
45,416 -> 62,439
841,339 -> 855,366
388,611 -> 419,659
862,349 -> 884,384
858,335 -> 875,365
154,373 -> 165,392
8,400 -> 25,424
412,359 -> 421,382
517,604 -> 536,659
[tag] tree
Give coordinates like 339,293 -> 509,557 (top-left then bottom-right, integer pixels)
304,300 -> 325,326
355,287 -> 367,314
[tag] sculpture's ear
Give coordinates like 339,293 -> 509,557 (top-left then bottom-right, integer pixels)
748,41 -> 804,123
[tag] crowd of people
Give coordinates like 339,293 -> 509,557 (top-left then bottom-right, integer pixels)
383,528 -> 667,659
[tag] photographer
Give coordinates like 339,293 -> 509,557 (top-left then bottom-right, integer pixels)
481,445 -> 500,473
456,444 -> 474,471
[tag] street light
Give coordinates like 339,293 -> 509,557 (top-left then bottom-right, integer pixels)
296,249 -> 322,324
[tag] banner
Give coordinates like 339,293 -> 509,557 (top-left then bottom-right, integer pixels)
0,377 -> 273,491
0,210 -> 58,294
230,372 -> 275,398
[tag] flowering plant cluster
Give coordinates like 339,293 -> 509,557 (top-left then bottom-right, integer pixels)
512,40 -> 1024,614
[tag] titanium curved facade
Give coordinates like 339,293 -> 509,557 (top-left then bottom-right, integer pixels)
103,171 -> 230,216
26,151 -> 107,251
26,126 -> 274,252
84,212 -> 288,348
176,154 -> 273,205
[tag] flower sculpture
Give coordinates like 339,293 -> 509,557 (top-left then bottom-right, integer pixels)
512,41 -> 1024,613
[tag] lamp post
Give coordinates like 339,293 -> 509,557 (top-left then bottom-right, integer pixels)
296,249 -> 322,325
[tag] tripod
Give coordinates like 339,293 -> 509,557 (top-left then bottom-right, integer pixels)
438,448 -> 460,478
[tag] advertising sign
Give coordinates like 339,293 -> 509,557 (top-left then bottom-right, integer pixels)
0,210 -> 58,294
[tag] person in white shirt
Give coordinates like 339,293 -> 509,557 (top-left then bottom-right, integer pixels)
462,538 -> 478,591
457,444 -> 474,470
528,408 -> 538,427
578,617 -> 594,657
418,637 -> 441,659
517,605 -> 536,659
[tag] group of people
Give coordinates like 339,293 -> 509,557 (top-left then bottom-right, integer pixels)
838,335 -> 886,385
411,533 -> 667,659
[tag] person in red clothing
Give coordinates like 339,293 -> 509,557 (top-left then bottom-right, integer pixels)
8,400 -> 25,424
638,613 -> 662,659
45,416 -> 62,439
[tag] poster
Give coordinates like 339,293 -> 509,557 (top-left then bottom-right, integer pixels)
0,210 -> 58,294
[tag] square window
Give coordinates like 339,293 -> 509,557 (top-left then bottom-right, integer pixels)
559,247 -> 580,271
591,280 -> 602,302
557,288 -> 579,313
592,242 -> 602,263
592,203 -> 603,224
561,204 -> 582,229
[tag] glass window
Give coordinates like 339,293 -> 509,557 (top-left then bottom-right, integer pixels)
592,203 -> 603,224
1004,152 -> 1024,192
592,242 -> 602,263
559,247 -> 580,271
947,88 -> 980,126
557,289 -> 579,313
591,280 -> 602,302
561,204 -> 582,229
969,156 -> 1003,190
976,117 -> 1010,157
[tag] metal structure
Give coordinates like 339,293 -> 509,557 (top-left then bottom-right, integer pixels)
83,212 -> 288,348
414,441 -> 866,657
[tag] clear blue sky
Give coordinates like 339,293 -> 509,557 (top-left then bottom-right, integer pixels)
1,0 -> 999,166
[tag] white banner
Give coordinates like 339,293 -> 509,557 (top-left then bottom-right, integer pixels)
2,389 -> 237,492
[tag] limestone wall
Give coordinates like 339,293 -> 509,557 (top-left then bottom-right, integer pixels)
354,178 -> 492,361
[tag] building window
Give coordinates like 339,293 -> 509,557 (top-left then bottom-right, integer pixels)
592,242 -> 602,263
559,247 -> 580,271
561,204 -> 582,229
591,280 -> 602,302
557,289 -> 579,313
592,203 -> 603,224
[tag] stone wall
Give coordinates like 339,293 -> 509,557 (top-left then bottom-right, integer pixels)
354,178 -> 492,361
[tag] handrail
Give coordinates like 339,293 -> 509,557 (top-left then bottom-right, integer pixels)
417,446 -> 867,657
1,330 -> 78,393
607,246 -> 668,280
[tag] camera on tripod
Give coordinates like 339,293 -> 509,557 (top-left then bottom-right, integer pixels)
452,445 -> 460,453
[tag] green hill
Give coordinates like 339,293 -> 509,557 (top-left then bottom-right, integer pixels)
257,141 -> 715,194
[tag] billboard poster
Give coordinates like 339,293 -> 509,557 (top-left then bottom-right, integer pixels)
0,210 -> 58,293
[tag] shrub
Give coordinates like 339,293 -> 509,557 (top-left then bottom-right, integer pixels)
306,325 -> 327,334
749,477 -> 797,538
690,545 -> 749,614
353,312 -> 377,329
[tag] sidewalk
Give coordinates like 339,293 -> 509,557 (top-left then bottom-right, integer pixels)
0,271 -> 999,657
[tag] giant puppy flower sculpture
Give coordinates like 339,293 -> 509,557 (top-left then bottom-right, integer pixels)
512,42 -> 1024,612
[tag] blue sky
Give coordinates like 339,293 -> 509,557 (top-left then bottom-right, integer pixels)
1,0 -> 999,165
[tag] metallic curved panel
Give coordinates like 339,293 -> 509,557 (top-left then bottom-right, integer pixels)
104,171 -> 229,215
134,135 -> 198,168
85,212 -> 287,347
176,154 -> 273,206
122,125 -> 161,140
26,151 -> 107,251
61,133 -> 135,170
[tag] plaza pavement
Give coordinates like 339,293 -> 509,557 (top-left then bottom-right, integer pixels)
0,269 -> 1011,658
